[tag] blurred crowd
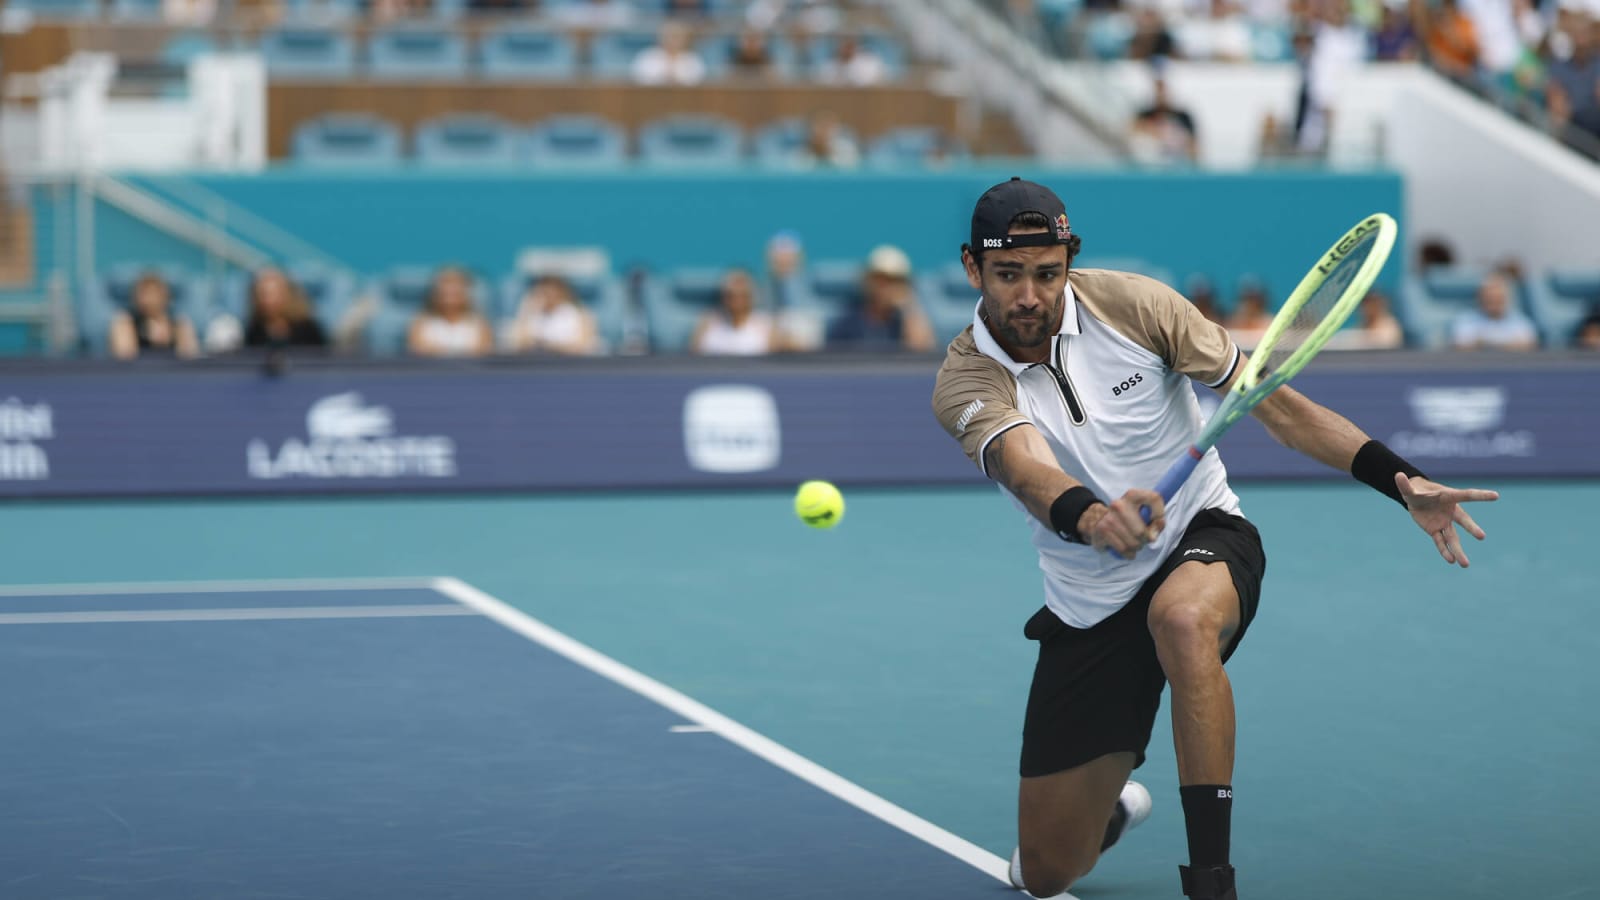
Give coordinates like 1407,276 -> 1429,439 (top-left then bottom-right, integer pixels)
104,236 -> 1600,362
1003,0 -> 1600,157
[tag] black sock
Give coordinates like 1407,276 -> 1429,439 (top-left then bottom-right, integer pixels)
1100,801 -> 1129,851
1179,784 -> 1232,867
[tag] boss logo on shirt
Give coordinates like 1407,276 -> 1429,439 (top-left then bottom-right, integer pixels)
1111,373 -> 1144,396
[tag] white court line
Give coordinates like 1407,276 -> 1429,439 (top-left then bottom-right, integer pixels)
431,576 -> 1013,886
0,577 -> 439,598
668,724 -> 714,734
0,605 -> 477,625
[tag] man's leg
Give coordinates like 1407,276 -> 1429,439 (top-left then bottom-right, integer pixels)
1015,751 -> 1135,898
1147,559 -> 1242,897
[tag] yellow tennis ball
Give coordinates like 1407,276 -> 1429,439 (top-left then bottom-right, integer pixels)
794,480 -> 845,529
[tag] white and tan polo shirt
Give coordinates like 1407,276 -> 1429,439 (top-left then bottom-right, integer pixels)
933,268 -> 1244,629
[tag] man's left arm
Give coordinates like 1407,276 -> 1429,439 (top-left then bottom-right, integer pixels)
1240,378 -> 1501,568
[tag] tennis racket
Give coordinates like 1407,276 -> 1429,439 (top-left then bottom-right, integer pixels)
1139,212 -> 1399,526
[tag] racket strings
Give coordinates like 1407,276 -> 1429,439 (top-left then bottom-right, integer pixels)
1262,237 -> 1376,377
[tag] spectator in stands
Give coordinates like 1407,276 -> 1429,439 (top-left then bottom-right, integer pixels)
691,268 -> 780,356
549,0 -> 636,28
110,272 -> 199,360
1328,290 -> 1406,349
1573,303 -> 1600,349
815,35 -> 889,86
633,22 -> 708,86
1547,12 -> 1600,143
1225,276 -> 1273,350
1129,75 -> 1199,164
729,27 -> 779,79
1417,237 -> 1456,271
1129,8 -> 1179,61
244,267 -> 328,349
798,111 -> 861,168
1416,0 -> 1482,80
407,266 -> 493,358
667,0 -> 714,17
1451,270 -> 1538,351
369,0 -> 430,25
1176,0 -> 1252,63
826,245 -> 935,352
765,230 -> 824,350
1374,2 -> 1421,61
503,275 -> 601,356
1184,274 -> 1224,324
162,0 -> 215,26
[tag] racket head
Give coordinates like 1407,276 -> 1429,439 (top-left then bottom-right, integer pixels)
1236,213 -> 1398,398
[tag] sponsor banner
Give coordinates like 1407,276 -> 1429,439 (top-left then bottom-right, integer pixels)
0,364 -> 1594,498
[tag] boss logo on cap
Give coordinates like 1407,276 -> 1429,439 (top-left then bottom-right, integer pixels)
982,238 -> 1005,248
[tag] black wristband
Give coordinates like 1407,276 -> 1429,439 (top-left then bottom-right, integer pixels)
1050,486 -> 1104,544
1351,439 -> 1426,506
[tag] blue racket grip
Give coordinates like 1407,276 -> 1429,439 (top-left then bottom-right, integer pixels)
1110,448 -> 1203,559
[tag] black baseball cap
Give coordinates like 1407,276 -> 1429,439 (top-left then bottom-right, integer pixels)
967,177 -> 1073,253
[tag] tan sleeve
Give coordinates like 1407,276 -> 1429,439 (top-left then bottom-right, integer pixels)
932,332 -> 1030,475
1072,270 -> 1241,387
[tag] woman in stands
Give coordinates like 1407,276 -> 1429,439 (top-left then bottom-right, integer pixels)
244,267 -> 328,349
407,266 -> 494,358
504,275 -> 601,356
691,268 -> 779,356
109,271 -> 200,360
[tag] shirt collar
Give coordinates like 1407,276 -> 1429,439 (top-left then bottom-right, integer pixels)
971,281 -> 1080,376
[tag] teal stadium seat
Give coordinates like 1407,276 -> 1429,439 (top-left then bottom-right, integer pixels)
916,262 -> 980,344
499,271 -> 628,351
367,27 -> 468,82
751,117 -> 859,167
291,114 -> 403,167
1400,268 -> 1533,349
283,0 -> 360,21
8,0 -> 102,20
804,260 -> 865,318
590,31 -> 660,81
637,115 -> 745,167
414,114 -> 520,167
109,0 -> 161,21
218,264 -> 357,330
479,27 -> 578,82
521,115 -> 628,167
806,33 -> 907,78
866,127 -> 964,168
80,265 -> 214,356
643,268 -> 726,354
261,27 -> 356,79
696,32 -> 798,80
1530,269 -> 1600,346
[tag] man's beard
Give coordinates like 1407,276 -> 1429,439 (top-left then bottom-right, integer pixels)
989,294 -> 1061,350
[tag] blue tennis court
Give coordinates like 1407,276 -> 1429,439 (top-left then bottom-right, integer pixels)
0,577 -> 1007,899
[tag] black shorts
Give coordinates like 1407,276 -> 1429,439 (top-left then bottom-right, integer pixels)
1019,507 -> 1267,778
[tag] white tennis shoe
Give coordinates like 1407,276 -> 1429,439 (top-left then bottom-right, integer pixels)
1009,781 -> 1153,894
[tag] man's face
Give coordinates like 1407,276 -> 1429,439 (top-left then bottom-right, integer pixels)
1479,276 -> 1509,319
967,232 -> 1067,352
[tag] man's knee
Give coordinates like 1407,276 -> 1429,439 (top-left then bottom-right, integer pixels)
1017,843 -> 1098,897
1148,572 -> 1236,658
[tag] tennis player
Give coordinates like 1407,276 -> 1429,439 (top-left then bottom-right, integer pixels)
932,178 -> 1498,900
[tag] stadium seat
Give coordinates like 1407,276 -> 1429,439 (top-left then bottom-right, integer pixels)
637,115 -> 744,167
499,271 -> 628,351
866,127 -> 962,167
633,0 -> 738,14
479,27 -> 578,82
290,114 -> 403,167
1399,267 -> 1525,349
1084,13 -> 1135,61
7,0 -> 102,20
522,115 -> 628,167
367,27 -> 468,81
1529,268 -> 1600,347
589,31 -> 659,81
804,260 -> 866,317
916,262 -> 979,344
806,33 -> 907,77
751,117 -> 859,167
282,0 -> 360,22
108,0 -> 161,21
79,265 -> 213,356
161,32 -> 217,66
696,32 -> 798,80
261,27 -> 356,79
414,114 -> 519,167
642,268 -> 725,353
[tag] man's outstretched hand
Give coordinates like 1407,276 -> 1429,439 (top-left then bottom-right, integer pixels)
1397,473 -> 1500,568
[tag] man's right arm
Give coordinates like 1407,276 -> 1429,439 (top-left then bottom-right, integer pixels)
983,423 -> 1163,555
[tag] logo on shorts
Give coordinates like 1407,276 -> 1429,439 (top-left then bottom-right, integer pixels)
1183,547 -> 1215,556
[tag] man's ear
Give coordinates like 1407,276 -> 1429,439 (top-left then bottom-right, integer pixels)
961,245 -> 982,292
